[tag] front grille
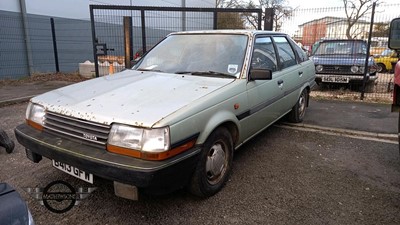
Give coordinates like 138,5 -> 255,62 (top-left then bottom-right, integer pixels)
321,65 -> 351,74
44,111 -> 110,147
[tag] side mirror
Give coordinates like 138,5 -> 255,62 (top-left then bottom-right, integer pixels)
249,69 -> 272,81
389,18 -> 400,50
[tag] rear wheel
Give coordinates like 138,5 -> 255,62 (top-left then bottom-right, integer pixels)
377,63 -> 387,73
189,127 -> 233,198
287,89 -> 308,123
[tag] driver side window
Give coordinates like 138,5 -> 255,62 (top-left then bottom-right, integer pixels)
251,37 -> 278,72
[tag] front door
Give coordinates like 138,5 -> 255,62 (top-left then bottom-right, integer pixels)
241,36 -> 286,141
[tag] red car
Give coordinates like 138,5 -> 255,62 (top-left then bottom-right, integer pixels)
389,18 -> 400,153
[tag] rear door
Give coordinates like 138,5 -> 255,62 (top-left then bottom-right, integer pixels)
272,36 -> 304,110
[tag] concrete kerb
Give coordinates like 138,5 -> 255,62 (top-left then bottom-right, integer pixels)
0,96 -> 34,107
277,122 -> 398,144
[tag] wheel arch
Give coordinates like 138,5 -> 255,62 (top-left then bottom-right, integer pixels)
197,111 -> 240,148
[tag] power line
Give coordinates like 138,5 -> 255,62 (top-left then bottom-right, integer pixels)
89,0 -> 110,5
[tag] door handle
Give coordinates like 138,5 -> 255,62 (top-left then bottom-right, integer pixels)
277,79 -> 284,85
298,71 -> 303,77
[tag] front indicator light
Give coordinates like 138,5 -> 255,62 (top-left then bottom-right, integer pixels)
359,66 -> 365,73
315,65 -> 323,72
107,138 -> 196,161
26,102 -> 45,131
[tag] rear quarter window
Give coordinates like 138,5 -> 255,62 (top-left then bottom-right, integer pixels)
293,44 -> 309,63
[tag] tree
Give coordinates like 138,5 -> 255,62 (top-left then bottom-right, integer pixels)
244,0 -> 293,31
343,0 -> 380,39
216,0 -> 247,29
217,12 -> 246,29
217,0 -> 293,31
372,22 -> 389,37
217,0 -> 242,8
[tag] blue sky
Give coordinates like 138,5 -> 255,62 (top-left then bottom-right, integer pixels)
1,0 -> 398,19
288,0 -> 400,9
0,0 -> 216,19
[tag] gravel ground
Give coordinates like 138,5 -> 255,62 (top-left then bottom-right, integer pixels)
1,103 -> 399,225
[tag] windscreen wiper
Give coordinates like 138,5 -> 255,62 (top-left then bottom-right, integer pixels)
137,68 -> 163,72
175,71 -> 235,78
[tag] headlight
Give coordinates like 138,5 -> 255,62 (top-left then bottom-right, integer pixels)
359,66 -> 365,73
26,102 -> 45,130
107,124 -> 171,160
350,66 -> 359,73
315,65 -> 323,72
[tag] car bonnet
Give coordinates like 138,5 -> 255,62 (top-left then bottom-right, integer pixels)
31,70 -> 234,128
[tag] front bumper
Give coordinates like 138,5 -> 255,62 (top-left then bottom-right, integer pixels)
15,124 -> 201,194
315,74 -> 378,83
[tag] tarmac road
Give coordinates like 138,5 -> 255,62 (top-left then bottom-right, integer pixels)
1,103 -> 400,225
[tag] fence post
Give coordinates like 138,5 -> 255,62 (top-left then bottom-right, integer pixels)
50,18 -> 60,73
181,0 -> 186,31
264,8 -> 274,31
213,9 -> 218,29
141,9 -> 147,53
90,5 -> 100,78
19,0 -> 34,76
361,2 -> 376,100
123,17 -> 133,69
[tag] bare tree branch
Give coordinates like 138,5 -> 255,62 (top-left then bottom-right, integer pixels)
343,0 -> 380,39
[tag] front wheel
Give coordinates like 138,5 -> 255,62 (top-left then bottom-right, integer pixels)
287,89 -> 308,123
189,127 -> 233,198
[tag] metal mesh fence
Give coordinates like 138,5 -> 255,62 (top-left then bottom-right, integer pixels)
0,10 -> 29,79
280,3 -> 400,102
90,6 -> 262,77
2,4 -> 399,102
0,10 -> 93,80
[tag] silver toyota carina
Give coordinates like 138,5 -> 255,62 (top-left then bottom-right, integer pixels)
15,30 -> 316,199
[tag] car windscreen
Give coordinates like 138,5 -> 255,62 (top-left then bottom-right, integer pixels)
135,34 -> 248,78
314,41 -> 367,56
380,49 -> 395,57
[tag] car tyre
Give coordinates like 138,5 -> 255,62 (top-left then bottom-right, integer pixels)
287,89 -> 308,123
0,129 -> 15,154
377,63 -> 387,73
189,127 -> 233,198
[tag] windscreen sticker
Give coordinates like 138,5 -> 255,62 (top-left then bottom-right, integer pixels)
227,64 -> 238,74
145,65 -> 158,70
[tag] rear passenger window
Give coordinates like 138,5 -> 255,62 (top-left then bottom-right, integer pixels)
251,37 -> 278,72
272,37 -> 297,69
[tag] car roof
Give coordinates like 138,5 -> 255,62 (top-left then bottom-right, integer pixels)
169,30 -> 287,36
320,39 -> 366,42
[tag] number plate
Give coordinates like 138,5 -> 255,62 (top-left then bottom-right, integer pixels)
322,76 -> 349,83
52,160 -> 93,184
